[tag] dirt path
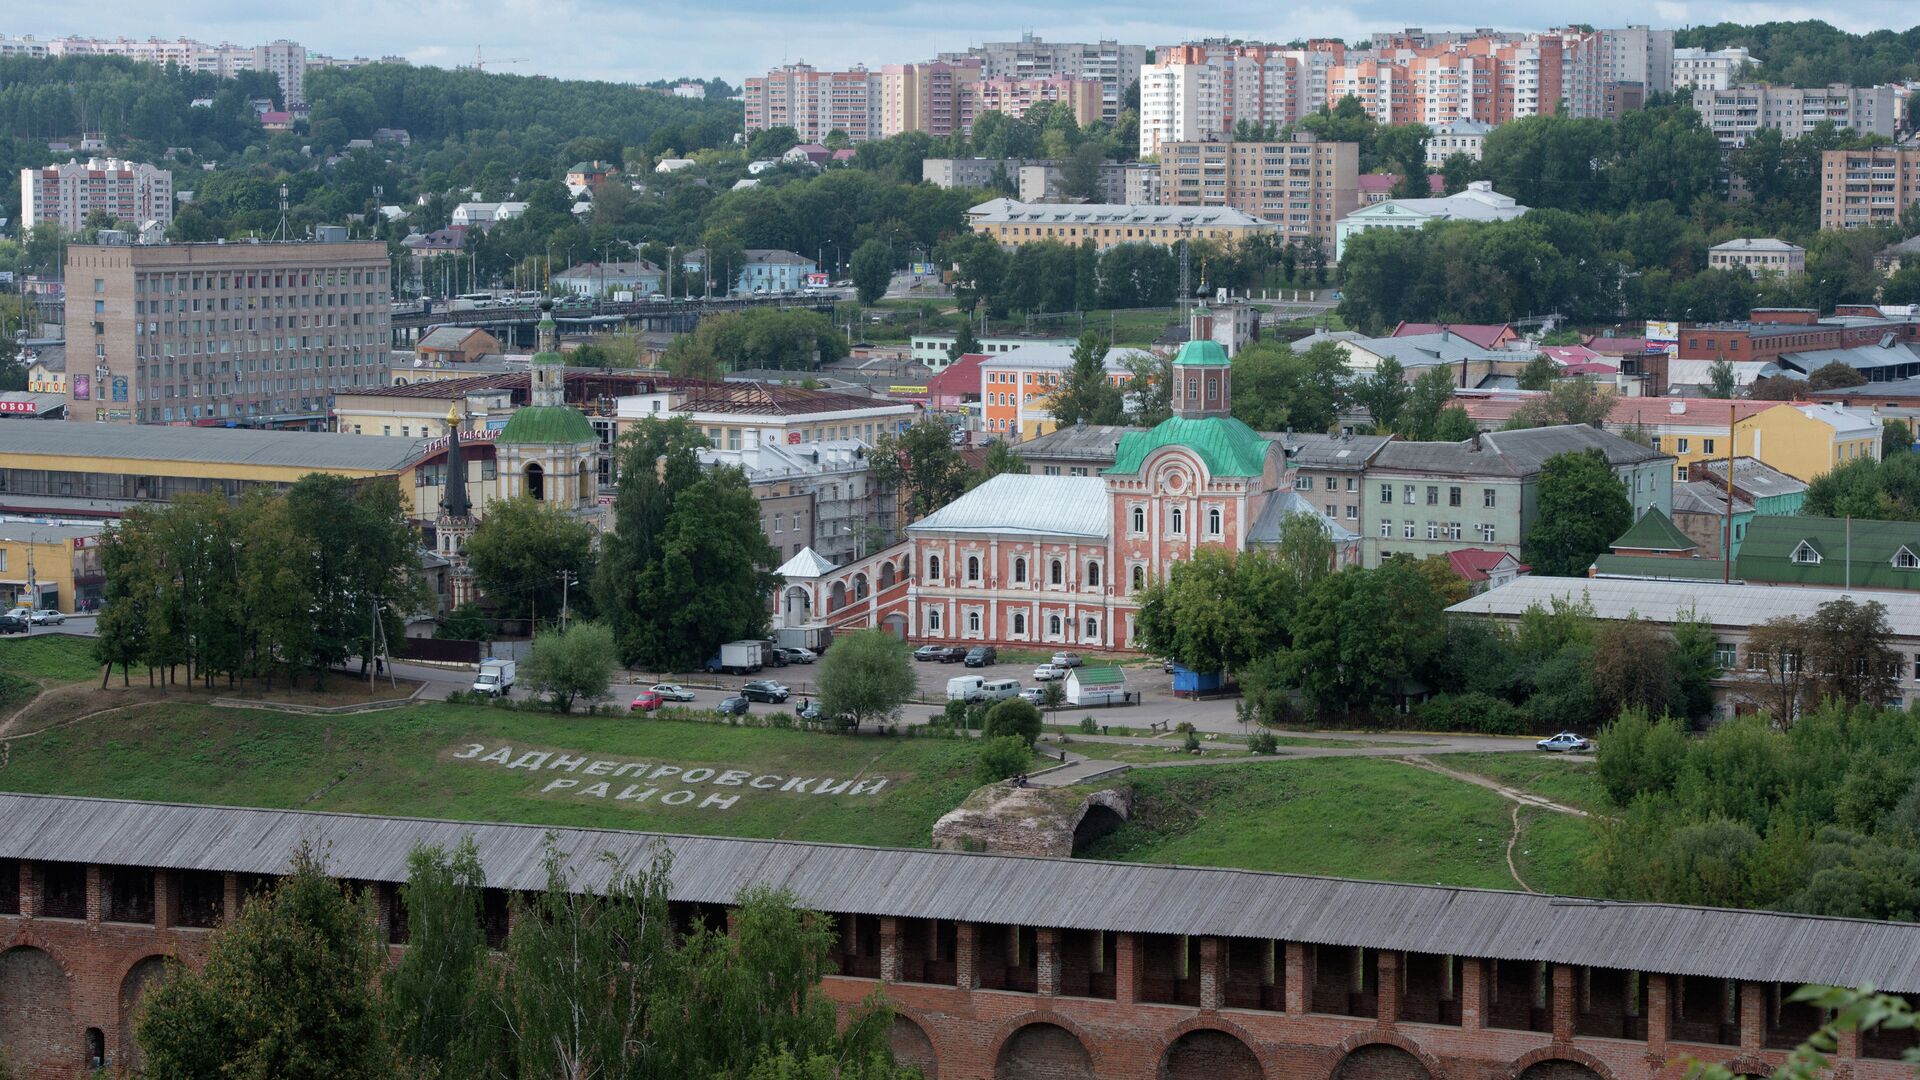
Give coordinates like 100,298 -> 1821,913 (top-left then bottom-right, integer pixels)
1398,755 -> 1591,817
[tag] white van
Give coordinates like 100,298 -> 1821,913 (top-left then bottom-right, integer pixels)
945,675 -> 986,701
976,678 -> 1021,703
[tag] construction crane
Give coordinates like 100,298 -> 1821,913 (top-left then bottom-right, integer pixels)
467,47 -> 527,71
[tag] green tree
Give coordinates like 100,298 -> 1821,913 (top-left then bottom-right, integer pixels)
982,696 -> 1044,746
976,735 -> 1032,782
971,439 -> 1027,487
465,495 -> 596,621
1230,341 -> 1348,433
1587,616 -> 1679,717
1350,357 -> 1410,432
1886,417 -> 1913,455
816,628 -> 916,729
1524,449 -> 1636,576
1136,547 -> 1303,676
1047,331 -> 1125,427
1706,359 -> 1737,399
136,845 -> 391,1080
1431,406 -> 1479,442
523,620 -> 618,713
646,469 -> 781,670
1807,360 -> 1868,391
1517,354 -> 1557,391
1399,366 -> 1460,440
1507,378 -> 1614,429
849,238 -> 892,305
1278,559 -> 1449,717
947,320 -> 982,363
284,473 -> 423,682
382,840 -> 497,1076
1121,349 -> 1174,427
1058,141 -> 1106,202
436,603 -> 490,642
870,418 -> 969,523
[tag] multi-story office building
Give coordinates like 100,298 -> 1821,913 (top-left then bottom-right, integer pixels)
1157,134 -> 1359,251
20,158 -> 173,232
64,235 -> 391,425
1693,84 -> 1896,148
966,198 -> 1277,253
937,34 -> 1146,125
1671,46 -> 1754,91
1821,147 -> 1920,231
1595,25 -> 1675,94
744,63 -> 881,144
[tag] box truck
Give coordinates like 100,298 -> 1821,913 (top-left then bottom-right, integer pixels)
472,658 -> 516,696
704,640 -> 764,675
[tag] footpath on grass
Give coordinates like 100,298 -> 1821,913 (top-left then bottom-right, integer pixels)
1024,728 -> 1544,788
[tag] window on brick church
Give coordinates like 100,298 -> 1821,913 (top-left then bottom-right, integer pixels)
1086,616 -> 1099,639
1132,565 -> 1146,591
1050,559 -> 1064,585
1131,505 -> 1145,533
1187,377 -> 1199,399
1013,612 -> 1026,635
927,555 -> 941,581
1013,557 -> 1028,584
1171,508 -> 1184,535
968,610 -> 981,633
1207,508 -> 1222,537
966,556 -> 980,583
1049,614 -> 1063,636
1086,562 -> 1102,587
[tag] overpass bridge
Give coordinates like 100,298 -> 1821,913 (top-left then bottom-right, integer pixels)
390,294 -> 839,348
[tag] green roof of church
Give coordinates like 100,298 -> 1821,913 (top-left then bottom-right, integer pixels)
532,315 -> 562,365
1105,416 -> 1270,478
496,405 -> 596,446
1173,338 -> 1229,367
1610,508 -> 1697,553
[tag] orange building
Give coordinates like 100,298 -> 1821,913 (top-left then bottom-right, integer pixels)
980,344 -> 1131,439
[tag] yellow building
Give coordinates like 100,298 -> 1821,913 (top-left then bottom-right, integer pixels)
966,198 -> 1278,252
1739,401 -> 1882,482
0,524 -> 104,613
26,354 -> 65,395
0,421 -> 474,524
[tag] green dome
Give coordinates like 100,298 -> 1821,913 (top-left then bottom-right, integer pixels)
531,350 -> 565,366
496,405 -> 596,446
1105,416 -> 1271,478
1174,338 -> 1230,367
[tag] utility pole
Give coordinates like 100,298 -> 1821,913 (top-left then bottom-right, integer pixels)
556,570 -> 577,630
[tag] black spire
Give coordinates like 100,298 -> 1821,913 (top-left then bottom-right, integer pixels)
441,404 -> 470,519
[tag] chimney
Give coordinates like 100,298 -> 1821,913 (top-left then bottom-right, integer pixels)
1470,431 -> 1483,451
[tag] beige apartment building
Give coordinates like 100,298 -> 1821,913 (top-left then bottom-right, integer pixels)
65,236 -> 390,425
1158,134 -> 1358,250
1821,147 -> 1920,231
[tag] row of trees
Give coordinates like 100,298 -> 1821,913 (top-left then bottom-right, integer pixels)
659,307 -> 848,379
136,840 -> 916,1079
92,475 -> 422,689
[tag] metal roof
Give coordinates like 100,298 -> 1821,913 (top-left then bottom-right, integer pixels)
968,198 -> 1270,228
1450,576 -> 1920,637
0,422 -> 430,473
774,546 -> 838,579
909,474 -> 1109,539
1010,424 -> 1139,465
1373,425 -> 1669,478
6,793 -> 1920,990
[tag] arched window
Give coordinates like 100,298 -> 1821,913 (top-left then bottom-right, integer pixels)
1085,616 -> 1099,639
1013,557 -> 1028,584
927,609 -> 942,632
1132,565 -> 1146,591
577,460 -> 590,506
1130,505 -> 1145,533
1171,507 -> 1184,535
525,461 -> 545,501
1208,507 -> 1222,537
967,610 -> 981,633
1048,614 -> 1063,636
1086,561 -> 1102,587
966,555 -> 981,583
1012,612 -> 1027,635
1050,559 -> 1064,585
927,555 -> 941,582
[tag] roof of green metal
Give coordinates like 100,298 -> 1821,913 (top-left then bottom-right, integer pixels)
1611,508 -> 1698,553
1173,338 -> 1229,367
496,405 -> 596,446
1733,516 -> 1920,590
1106,416 -> 1270,479
1074,666 -> 1127,686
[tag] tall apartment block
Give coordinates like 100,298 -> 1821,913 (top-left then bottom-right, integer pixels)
21,158 -> 173,232
1821,148 -> 1920,231
22,37 -> 310,102
1671,47 -> 1754,91
1158,134 -> 1359,251
1693,84 -> 1896,149
1138,41 -> 1344,156
938,34 -> 1146,125
65,236 -> 391,425
744,63 -> 881,144
881,60 -> 981,139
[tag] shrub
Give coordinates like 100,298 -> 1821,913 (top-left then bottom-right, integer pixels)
1413,692 -> 1527,734
1182,731 -> 1201,752
1077,716 -> 1098,734
941,698 -> 969,727
1175,720 -> 1196,733
976,735 -> 1032,783
982,697 -> 1044,746
1248,730 -> 1279,754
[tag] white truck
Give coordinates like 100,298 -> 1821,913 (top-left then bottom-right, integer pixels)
472,658 -> 516,696
705,640 -> 765,675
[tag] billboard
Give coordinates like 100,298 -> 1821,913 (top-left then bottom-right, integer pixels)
72,375 -> 90,401
1645,320 -> 1680,356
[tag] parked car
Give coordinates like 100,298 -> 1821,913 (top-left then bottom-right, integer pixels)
716,696 -> 750,716
650,683 -> 696,702
774,646 -> 816,664
914,645 -> 949,662
1050,651 -> 1082,669
1536,732 -> 1594,753
27,609 -> 66,625
964,645 -> 998,668
1032,664 -> 1064,682
630,690 -> 664,712
0,613 -> 26,634
938,646 -> 966,663
741,680 -> 791,704
795,701 -> 823,721
1018,687 -> 1047,706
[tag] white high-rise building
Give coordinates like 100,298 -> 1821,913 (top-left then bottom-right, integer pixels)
33,37 -> 312,103
20,158 -> 173,233
1138,61 -> 1223,157
1672,47 -> 1755,91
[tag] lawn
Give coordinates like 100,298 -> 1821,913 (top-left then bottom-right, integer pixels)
0,701 -> 992,849
1514,809 -> 1598,896
1432,752 -> 1612,814
1075,757 -> 1550,889
0,634 -> 100,683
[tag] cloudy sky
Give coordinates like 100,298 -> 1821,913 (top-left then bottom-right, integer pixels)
12,0 -> 1916,84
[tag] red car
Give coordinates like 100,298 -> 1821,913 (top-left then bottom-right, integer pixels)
630,690 -> 664,712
